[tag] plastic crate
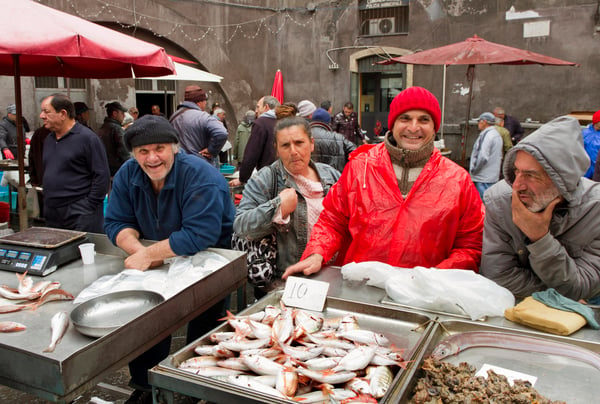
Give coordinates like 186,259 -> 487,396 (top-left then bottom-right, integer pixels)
0,191 -> 17,210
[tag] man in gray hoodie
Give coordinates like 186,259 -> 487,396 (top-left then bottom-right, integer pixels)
481,116 -> 600,301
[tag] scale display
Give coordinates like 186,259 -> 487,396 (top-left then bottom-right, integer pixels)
0,228 -> 88,276
0,242 -> 86,276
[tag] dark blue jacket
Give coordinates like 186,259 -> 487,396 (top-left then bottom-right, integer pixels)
104,152 -> 234,256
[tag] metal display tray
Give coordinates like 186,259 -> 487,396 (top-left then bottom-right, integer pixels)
393,319 -> 600,403
151,291 -> 436,403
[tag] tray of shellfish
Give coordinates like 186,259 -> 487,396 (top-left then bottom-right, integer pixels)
151,290 -> 436,403
393,319 -> 600,403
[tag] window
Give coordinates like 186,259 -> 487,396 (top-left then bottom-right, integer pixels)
34,77 -> 86,89
134,79 -> 175,92
359,0 -> 409,36
34,77 -> 58,88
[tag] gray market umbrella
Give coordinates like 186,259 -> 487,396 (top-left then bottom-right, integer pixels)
0,0 -> 175,229
378,35 -> 578,164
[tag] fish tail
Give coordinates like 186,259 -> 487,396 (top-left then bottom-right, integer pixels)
218,310 -> 236,322
43,344 -> 55,353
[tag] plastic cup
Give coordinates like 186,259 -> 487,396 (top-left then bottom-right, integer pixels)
78,243 -> 95,265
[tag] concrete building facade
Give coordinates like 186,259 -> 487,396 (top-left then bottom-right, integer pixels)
2,0 -> 598,161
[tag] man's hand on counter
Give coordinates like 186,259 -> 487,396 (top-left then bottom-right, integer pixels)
282,253 -> 324,280
124,247 -> 163,271
116,229 -> 175,271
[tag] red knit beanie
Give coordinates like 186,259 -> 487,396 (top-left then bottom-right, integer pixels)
388,87 -> 441,132
593,110 -> 600,125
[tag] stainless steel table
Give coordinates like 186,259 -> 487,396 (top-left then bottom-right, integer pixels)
0,233 -> 246,403
308,266 -> 600,347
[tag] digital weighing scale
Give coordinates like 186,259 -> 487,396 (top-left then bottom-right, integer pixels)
0,227 -> 88,276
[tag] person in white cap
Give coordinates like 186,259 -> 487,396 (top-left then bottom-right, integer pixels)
470,112 -> 503,199
0,104 -> 30,159
297,99 -> 317,120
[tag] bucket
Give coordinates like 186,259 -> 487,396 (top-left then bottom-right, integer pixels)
0,202 -> 9,223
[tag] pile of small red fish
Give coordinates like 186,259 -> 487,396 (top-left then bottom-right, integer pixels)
177,303 -> 407,403
0,272 -> 74,332
410,357 -> 565,404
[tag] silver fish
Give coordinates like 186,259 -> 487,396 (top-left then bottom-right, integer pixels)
367,365 -> 393,398
0,321 -> 26,332
296,367 -> 357,384
333,345 -> 378,372
280,344 -> 324,361
31,288 -> 74,310
0,285 -> 40,301
432,331 -> 600,371
43,311 -> 69,352
275,367 -> 298,397
179,355 -> 219,369
272,306 -> 294,344
182,366 -> 243,377
216,357 -> 250,371
242,354 -> 286,376
303,356 -> 342,370
227,374 -> 289,399
220,337 -> 271,352
337,329 -> 391,347
16,271 -> 33,294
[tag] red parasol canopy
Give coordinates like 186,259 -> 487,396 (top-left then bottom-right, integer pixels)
271,69 -> 284,104
0,0 -> 176,229
379,35 -> 578,67
378,35 -> 578,164
0,0 -> 175,78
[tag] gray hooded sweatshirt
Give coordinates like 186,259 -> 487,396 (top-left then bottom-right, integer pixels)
481,116 -> 600,300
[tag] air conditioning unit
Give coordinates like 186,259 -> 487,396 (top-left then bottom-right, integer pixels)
369,17 -> 395,35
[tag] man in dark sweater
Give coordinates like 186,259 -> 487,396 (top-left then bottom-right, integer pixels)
96,101 -> 130,176
229,95 -> 280,186
40,94 -> 110,233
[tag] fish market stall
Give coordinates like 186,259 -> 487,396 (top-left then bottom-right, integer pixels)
149,265 -> 600,403
150,290 -> 435,403
0,232 -> 245,403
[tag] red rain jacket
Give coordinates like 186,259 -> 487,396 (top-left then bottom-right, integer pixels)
302,143 -> 484,271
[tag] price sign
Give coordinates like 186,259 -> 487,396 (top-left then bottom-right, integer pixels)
282,276 -> 329,312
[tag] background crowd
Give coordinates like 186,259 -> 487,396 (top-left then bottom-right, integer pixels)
1,86 -> 599,403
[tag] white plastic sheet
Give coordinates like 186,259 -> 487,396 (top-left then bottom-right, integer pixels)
341,261 -> 515,320
74,251 -> 230,304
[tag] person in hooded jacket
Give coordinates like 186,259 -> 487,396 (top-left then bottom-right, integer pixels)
282,87 -> 484,280
481,116 -> 600,301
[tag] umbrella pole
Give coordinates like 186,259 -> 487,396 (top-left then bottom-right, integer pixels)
12,55 -> 28,231
460,64 -> 475,167
441,64 -> 446,139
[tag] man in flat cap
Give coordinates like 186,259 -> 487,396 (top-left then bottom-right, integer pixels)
0,103 -> 30,160
74,102 -> 91,128
104,114 -> 235,403
96,101 -> 129,176
39,94 -> 110,232
169,85 -> 228,168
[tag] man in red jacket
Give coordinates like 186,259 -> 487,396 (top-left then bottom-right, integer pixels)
283,87 -> 485,279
